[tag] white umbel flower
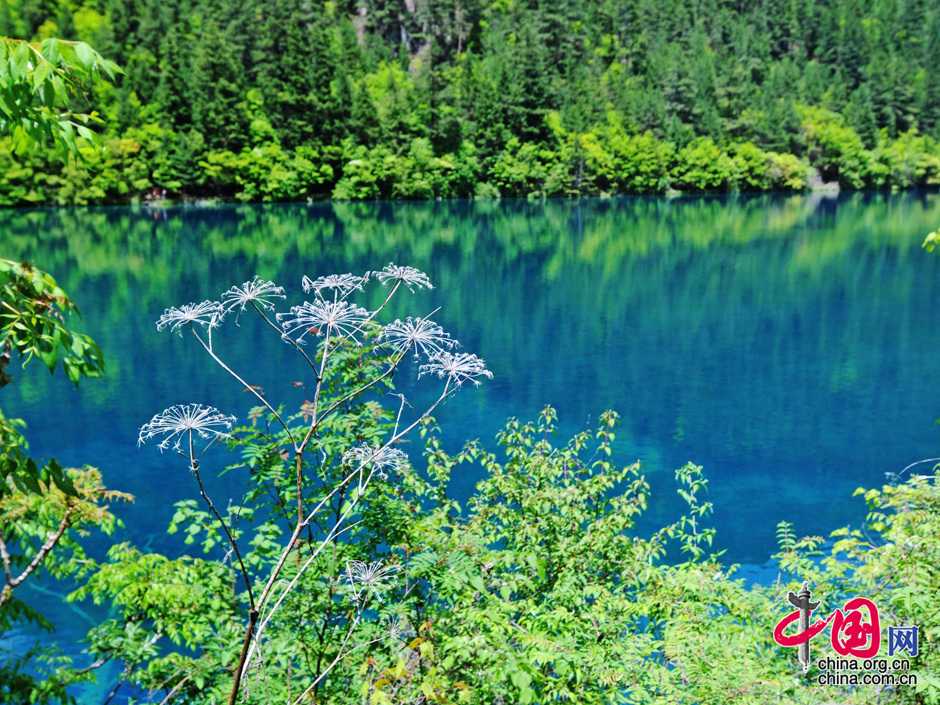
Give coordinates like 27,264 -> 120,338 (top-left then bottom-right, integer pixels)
342,444 -> 408,478
277,300 -> 370,344
301,273 -> 366,299
381,317 -> 456,358
419,351 -> 493,387
138,403 -> 236,452
387,617 -> 415,642
345,560 -> 400,603
371,264 -> 433,291
156,300 -> 222,334
220,277 -> 285,320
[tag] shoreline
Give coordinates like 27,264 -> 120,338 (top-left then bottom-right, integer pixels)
2,183 -> 937,214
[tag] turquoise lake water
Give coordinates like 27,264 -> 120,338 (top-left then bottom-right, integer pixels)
2,192 -> 940,694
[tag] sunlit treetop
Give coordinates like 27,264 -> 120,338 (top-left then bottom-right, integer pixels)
924,229 -> 939,252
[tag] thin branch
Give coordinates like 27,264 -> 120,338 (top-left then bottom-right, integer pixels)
188,432 -> 256,611
74,657 -> 108,675
157,675 -> 190,705
0,505 -> 73,605
0,536 -> 12,583
190,328 -> 297,449
240,382 -> 451,679
227,609 -> 258,705
312,349 -> 407,435
894,457 -> 940,481
290,615 -> 369,705
250,302 -> 320,379
362,280 -> 401,327
293,328 -> 333,528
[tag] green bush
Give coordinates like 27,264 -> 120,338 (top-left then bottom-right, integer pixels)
487,136 -> 558,198
870,130 -> 940,190
672,136 -> 736,191
332,142 -> 397,200
766,151 -> 810,191
565,115 -> 675,194
799,105 -> 871,188
609,130 -> 676,193
71,401 -> 940,705
200,142 -> 333,202
3,106 -> 940,204
730,141 -> 774,190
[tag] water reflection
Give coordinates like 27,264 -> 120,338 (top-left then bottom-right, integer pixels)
1,191 -> 939,565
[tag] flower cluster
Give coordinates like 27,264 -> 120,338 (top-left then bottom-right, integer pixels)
138,403 -> 236,453
419,351 -> 493,387
301,273 -> 366,299
371,263 -> 433,291
220,277 -> 285,320
345,560 -> 400,603
151,268 -> 492,454
342,444 -> 408,478
381,316 -> 456,358
277,299 -> 370,344
156,300 -> 222,335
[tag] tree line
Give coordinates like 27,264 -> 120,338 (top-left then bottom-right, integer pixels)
2,0 -> 940,204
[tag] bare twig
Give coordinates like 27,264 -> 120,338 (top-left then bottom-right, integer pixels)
187,432 -> 255,611
157,675 -> 191,705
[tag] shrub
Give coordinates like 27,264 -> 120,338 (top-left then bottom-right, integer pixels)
672,136 -> 736,190
798,105 -> 871,188
870,130 -> 940,190
730,141 -> 773,191
200,142 -> 333,202
766,151 -> 809,190
488,136 -> 558,198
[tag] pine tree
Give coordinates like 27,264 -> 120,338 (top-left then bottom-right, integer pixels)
920,9 -> 940,135
846,84 -> 878,147
837,0 -> 867,90
188,16 -> 248,148
0,1 -> 13,36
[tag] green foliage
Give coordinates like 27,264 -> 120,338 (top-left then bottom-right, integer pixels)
600,128 -> 676,193
0,259 -> 127,705
672,136 -> 736,191
3,0 -> 940,203
0,36 -> 117,153
871,131 -> 940,190
0,258 -> 102,385
924,229 -> 940,252
799,105 -> 872,188
61,389 -> 940,705
200,142 -> 333,202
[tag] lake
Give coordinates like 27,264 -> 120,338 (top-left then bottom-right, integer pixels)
2,192 -> 940,626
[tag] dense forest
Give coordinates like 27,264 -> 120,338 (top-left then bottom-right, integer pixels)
2,0 -> 940,204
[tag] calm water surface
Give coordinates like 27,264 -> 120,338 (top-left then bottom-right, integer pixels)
2,193 -> 940,676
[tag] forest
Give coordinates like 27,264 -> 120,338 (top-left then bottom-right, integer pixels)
1,0 -> 940,204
